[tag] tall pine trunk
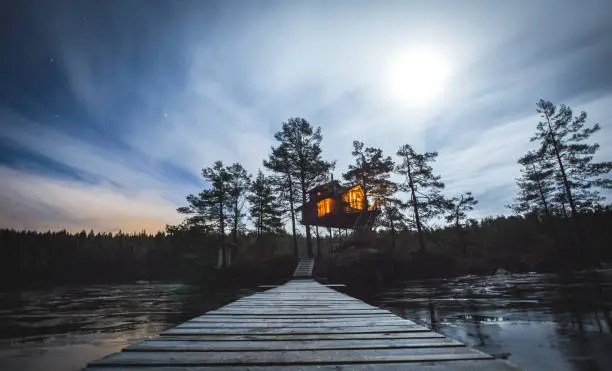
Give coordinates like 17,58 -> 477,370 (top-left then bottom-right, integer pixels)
258,200 -> 263,238
219,197 -> 226,268
543,112 -> 586,261
386,200 -> 397,250
544,113 -> 578,220
454,206 -> 466,258
406,165 -> 426,252
303,190 -> 313,258
390,219 -> 397,250
287,174 -> 298,257
530,164 -> 551,218
232,199 -> 238,244
295,130 -> 313,258
529,163 -> 564,254
299,173 -> 313,258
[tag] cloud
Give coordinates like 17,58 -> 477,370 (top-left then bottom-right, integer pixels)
0,109 -> 185,192
0,109 -> 195,231
0,166 -> 180,233
436,93 -> 612,216
1,1 -> 611,232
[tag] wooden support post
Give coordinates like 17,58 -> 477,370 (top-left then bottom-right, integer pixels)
315,225 -> 321,257
327,226 -> 333,257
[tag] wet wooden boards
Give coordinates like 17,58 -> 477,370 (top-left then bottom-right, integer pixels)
85,278 -> 522,370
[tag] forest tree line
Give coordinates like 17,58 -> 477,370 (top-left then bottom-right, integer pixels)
174,99 -> 611,267
1,99 -> 611,286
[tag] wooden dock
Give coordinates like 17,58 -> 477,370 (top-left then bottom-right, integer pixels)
85,275 -> 521,370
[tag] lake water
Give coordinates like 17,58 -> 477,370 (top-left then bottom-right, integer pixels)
1,271 -> 611,371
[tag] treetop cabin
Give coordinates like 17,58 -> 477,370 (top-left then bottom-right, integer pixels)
298,180 -> 381,230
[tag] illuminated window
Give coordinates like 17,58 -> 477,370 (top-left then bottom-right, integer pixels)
317,198 -> 332,216
369,198 -> 382,210
343,186 -> 364,211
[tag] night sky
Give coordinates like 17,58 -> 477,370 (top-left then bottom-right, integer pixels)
1,0 -> 611,232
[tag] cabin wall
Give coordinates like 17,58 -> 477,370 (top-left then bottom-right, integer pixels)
300,183 -> 379,229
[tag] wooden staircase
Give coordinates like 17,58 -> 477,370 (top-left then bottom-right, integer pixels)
293,258 -> 315,278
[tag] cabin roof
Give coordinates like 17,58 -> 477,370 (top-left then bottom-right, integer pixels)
308,180 -> 346,195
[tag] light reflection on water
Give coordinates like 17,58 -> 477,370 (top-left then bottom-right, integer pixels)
361,270 -> 612,371
0,283 -> 254,371
0,271 -> 611,371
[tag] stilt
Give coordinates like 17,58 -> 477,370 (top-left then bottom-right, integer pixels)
315,225 -> 321,257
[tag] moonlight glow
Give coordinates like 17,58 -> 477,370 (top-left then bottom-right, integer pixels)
388,49 -> 450,107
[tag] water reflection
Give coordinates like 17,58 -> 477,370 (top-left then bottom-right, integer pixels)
1,273 -> 611,371
0,283 -> 254,371
360,270 -> 612,371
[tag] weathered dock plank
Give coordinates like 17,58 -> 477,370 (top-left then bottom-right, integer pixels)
188,315 -> 402,322
181,320 -> 414,327
86,274 -> 522,370
126,338 -> 464,351
90,361 -> 522,371
206,309 -> 392,315
89,348 -> 493,367
161,325 -> 430,336
144,332 -> 448,341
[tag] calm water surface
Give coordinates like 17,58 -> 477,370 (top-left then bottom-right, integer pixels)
360,270 -> 612,371
0,284 -> 254,371
1,271 -> 611,371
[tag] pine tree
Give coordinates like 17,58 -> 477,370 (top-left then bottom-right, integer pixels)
532,99 -> 611,256
342,140 -> 402,247
177,161 -> 250,267
268,118 -> 334,257
264,144 -> 299,256
396,144 -> 447,252
176,192 -> 212,234
343,141 -> 396,208
378,197 -> 408,249
178,161 -> 231,266
225,163 -> 251,244
446,192 -> 478,257
509,149 -> 556,217
248,171 -> 284,237
533,99 -> 611,216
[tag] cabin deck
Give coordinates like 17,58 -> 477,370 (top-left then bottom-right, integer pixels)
85,262 -> 521,370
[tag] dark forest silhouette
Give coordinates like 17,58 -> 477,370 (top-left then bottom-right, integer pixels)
1,99 -> 611,287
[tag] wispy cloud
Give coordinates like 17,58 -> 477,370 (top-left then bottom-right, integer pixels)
0,166 -> 180,233
1,1 -> 611,232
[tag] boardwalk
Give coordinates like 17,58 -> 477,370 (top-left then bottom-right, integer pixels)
86,276 -> 521,370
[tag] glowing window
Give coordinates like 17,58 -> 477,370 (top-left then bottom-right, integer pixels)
317,198 -> 332,216
343,186 -> 364,211
369,198 -> 382,210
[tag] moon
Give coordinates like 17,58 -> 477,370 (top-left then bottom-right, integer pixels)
388,49 -> 449,107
